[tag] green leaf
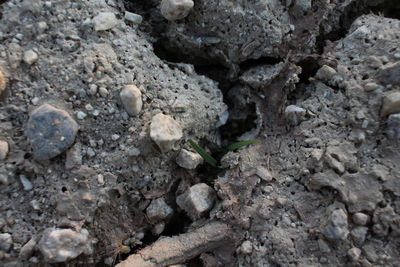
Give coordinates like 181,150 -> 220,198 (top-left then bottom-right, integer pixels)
226,139 -> 261,151
188,139 -> 218,168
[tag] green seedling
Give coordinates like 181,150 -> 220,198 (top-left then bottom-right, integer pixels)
188,139 -> 260,168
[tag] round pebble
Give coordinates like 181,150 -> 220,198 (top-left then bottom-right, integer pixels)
120,84 -> 143,116
26,104 -> 78,160
160,0 -> 194,21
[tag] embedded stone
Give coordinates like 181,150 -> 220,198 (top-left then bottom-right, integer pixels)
92,12 -> 119,31
176,149 -> 202,169
381,91 -> 400,116
324,209 -> 349,240
160,0 -> 194,21
120,84 -> 143,116
150,113 -> 183,152
26,104 -> 78,160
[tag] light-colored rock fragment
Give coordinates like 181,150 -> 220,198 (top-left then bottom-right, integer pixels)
92,12 -> 119,31
124,12 -> 143,24
19,237 -> 37,260
364,82 -> 383,92
324,209 -> 349,240
176,183 -> 216,220
284,105 -> 306,125
176,149 -> 202,169
65,142 -> 82,170
23,49 -> 39,65
0,141 -> 9,160
316,65 -> 336,81
152,222 -> 165,235
381,91 -> 400,116
146,198 -> 173,223
353,212 -> 369,226
160,0 -> 194,21
19,174 -> 33,191
347,247 -> 362,262
240,240 -> 253,254
0,233 -> 12,252
350,226 -> 368,245
120,84 -> 143,116
150,113 -> 183,152
38,228 -> 91,263
0,67 -> 6,95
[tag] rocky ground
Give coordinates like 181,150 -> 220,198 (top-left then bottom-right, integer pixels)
0,0 -> 399,266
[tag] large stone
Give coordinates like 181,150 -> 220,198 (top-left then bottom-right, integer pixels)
120,84 -> 143,116
324,209 -> 349,240
26,104 -> 78,160
160,0 -> 194,21
176,183 -> 216,220
38,228 -> 91,263
150,113 -> 183,152
92,12 -> 119,31
381,91 -> 400,116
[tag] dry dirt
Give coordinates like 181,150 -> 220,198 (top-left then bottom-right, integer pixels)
0,0 -> 400,266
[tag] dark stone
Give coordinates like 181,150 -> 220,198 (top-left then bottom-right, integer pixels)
26,104 -> 78,160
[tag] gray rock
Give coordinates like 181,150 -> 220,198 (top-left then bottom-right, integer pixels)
176,149 -> 202,169
0,233 -> 12,252
381,92 -> 400,117
316,65 -> 337,81
150,113 -> 183,152
146,198 -> 173,223
353,212 -> 369,226
324,209 -> 349,240
386,113 -> 400,139
284,105 -> 306,126
38,228 -> 91,263
124,12 -> 143,24
347,247 -> 362,262
176,183 -> 216,220
19,174 -> 33,191
23,49 -> 38,65
26,104 -> 78,160
240,240 -> 253,254
19,237 -> 37,260
65,142 -> 82,170
92,12 -> 119,31
120,84 -> 143,116
350,226 -> 368,245
160,0 -> 194,21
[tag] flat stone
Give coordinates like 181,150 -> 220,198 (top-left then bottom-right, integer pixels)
381,91 -> 400,116
38,228 -> 91,263
176,183 -> 216,220
160,0 -> 194,21
176,149 -> 202,169
146,198 -> 173,223
26,104 -> 78,160
120,84 -> 143,116
92,12 -> 119,31
150,113 -> 183,152
0,140 -> 9,160
324,209 -> 349,240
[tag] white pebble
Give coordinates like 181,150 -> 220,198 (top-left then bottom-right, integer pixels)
23,49 -> 38,65
111,134 -> 120,141
98,87 -> 109,98
150,113 -> 183,152
19,175 -> 33,191
77,111 -> 87,120
176,149 -> 202,169
92,12 -> 119,31
0,140 -> 9,160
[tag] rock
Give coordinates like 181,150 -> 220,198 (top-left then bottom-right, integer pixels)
284,105 -> 306,126
315,65 -> 337,81
120,84 -> 143,116
176,183 -> 216,220
92,12 -> 119,31
376,61 -> 400,85
19,174 -> 33,191
160,0 -> 194,21
0,141 -> 9,160
124,12 -> 143,24
146,198 -> 173,223
150,113 -> 183,152
347,247 -> 362,262
98,86 -> 109,97
176,149 -> 202,169
38,228 -> 91,263
350,226 -> 368,245
65,142 -> 82,170
255,166 -> 273,182
26,104 -> 78,160
386,113 -> 400,139
152,222 -> 165,235
364,82 -> 383,92
0,233 -> 12,252
0,67 -> 6,95
353,212 -> 369,226
240,240 -> 253,254
324,209 -> 349,240
23,49 -> 38,65
381,91 -> 400,116
19,237 -> 37,260
77,111 -> 87,120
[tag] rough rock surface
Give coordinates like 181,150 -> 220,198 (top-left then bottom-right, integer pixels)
26,104 -> 78,160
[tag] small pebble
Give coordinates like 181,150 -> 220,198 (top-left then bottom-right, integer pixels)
19,175 -> 33,191
285,105 -> 306,126
19,237 -> 37,260
0,67 -> 6,95
111,134 -> 120,141
324,209 -> 349,240
120,84 -> 143,116
26,104 -> 78,160
98,86 -> 109,98
160,0 -> 194,21
347,247 -> 362,262
77,111 -> 87,120
0,233 -> 12,252
146,198 -> 173,222
0,141 -> 9,160
386,113 -> 400,139
23,49 -> 39,65
152,222 -> 165,235
150,113 -> 183,152
316,65 -> 337,81
350,226 -> 368,245
92,12 -> 119,31
124,12 -> 143,24
352,212 -> 369,225
176,149 -> 202,169
364,82 -> 383,92
240,240 -> 253,254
